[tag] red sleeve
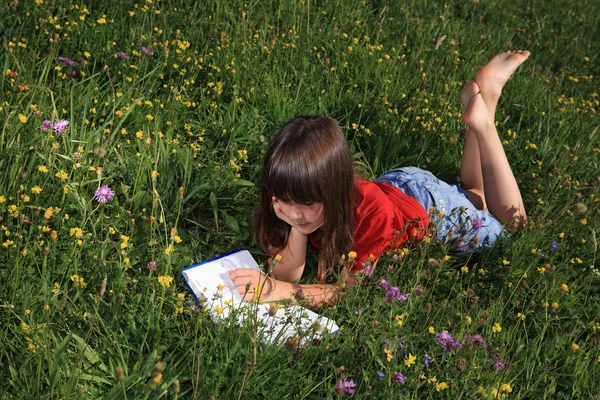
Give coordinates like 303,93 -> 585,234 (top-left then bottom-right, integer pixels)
350,180 -> 428,271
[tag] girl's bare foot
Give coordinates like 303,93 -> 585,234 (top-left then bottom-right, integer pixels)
475,50 -> 530,116
460,80 -> 481,109
461,81 -> 492,130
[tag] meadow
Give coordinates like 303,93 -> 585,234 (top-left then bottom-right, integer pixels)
1,0 -> 599,398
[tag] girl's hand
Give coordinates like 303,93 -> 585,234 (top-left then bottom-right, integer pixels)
271,197 -> 295,226
228,268 -> 293,302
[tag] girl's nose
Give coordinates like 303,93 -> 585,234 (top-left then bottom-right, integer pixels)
289,205 -> 302,220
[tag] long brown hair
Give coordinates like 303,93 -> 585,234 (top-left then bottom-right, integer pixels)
256,115 -> 356,283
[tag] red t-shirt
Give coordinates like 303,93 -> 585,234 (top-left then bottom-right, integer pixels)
309,179 -> 428,270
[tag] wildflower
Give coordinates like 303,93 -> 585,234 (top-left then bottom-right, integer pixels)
383,347 -> 393,362
487,356 -> 505,371
561,283 -> 569,292
141,46 -> 154,56
378,279 -> 409,303
423,354 -> 431,368
58,56 -> 77,66
501,383 -> 512,393
571,343 -> 579,351
472,218 -> 483,230
19,114 -> 28,123
465,334 -> 486,348
552,240 -> 558,250
53,119 -> 69,133
94,185 -> 115,203
435,331 -> 462,353
404,354 -> 417,367
364,265 -> 374,277
376,372 -> 385,379
274,253 -> 282,262
392,372 -> 406,384
348,251 -> 357,259
115,51 -> 130,60
336,378 -> 356,395
435,382 -> 449,392
147,261 -> 157,271
492,323 -> 502,333
40,119 -> 52,131
31,186 -> 42,194
157,275 -> 173,287
38,165 -> 49,173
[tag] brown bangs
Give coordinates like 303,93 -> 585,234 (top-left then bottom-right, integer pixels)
266,153 -> 323,205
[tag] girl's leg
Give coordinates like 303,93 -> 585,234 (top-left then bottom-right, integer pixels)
459,81 -> 486,210
458,51 -> 531,219
462,84 -> 527,229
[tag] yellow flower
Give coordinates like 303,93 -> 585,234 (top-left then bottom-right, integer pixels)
571,343 -> 579,351
274,253 -> 283,262
31,186 -> 42,194
561,283 -> 569,292
383,347 -> 393,362
157,275 -> 173,287
151,170 -> 159,179
404,353 -> 417,367
215,305 -> 223,315
44,207 -> 54,219
552,302 -> 559,310
501,383 -> 512,393
465,316 -> 472,324
492,323 -> 502,333
348,251 -> 357,259
19,114 -> 28,123
164,244 -> 174,255
97,16 -> 107,24
24,309 -> 31,316
69,227 -> 83,238
435,382 -> 449,392
517,312 -> 526,321
429,326 -> 435,334
55,170 -> 68,180
38,165 -> 49,173
217,284 -> 225,291
0,195 -> 5,203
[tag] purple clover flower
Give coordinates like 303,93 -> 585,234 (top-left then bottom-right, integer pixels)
472,218 -> 483,230
141,46 -> 154,56
465,334 -> 486,348
147,261 -> 157,271
487,356 -> 505,371
435,330 -> 462,353
53,119 -> 69,134
552,240 -> 558,250
115,52 -> 130,60
392,372 -> 406,384
41,119 -> 52,131
378,279 -> 409,303
364,265 -> 374,277
336,378 -> 356,395
94,185 -> 115,203
58,56 -> 77,66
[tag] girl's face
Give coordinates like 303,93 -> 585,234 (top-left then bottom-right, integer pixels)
273,198 -> 324,234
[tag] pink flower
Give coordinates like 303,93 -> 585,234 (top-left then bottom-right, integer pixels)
94,185 -> 115,203
336,378 -> 356,395
115,52 -> 130,60
53,120 -> 69,134
58,56 -> 77,66
41,120 -> 52,131
472,218 -> 483,230
147,261 -> 157,271
141,46 -> 154,56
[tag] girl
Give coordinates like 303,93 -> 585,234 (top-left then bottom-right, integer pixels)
229,50 -> 530,309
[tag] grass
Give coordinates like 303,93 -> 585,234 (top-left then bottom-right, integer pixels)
1,0 -> 599,398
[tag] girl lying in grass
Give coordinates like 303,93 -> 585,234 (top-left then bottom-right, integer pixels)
229,50 -> 531,309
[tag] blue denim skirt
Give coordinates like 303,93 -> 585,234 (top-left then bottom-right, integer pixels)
374,167 -> 507,254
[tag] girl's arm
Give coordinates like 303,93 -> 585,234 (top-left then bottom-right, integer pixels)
228,267 -> 359,310
269,227 -> 308,282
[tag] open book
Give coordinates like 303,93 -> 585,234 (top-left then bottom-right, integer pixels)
182,249 -> 339,344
